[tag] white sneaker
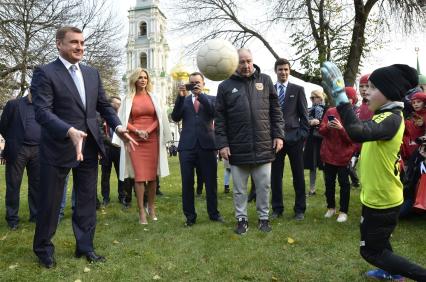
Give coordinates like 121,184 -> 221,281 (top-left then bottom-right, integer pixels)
324,209 -> 336,218
337,213 -> 348,223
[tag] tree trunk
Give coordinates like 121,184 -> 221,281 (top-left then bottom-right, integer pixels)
343,0 -> 377,85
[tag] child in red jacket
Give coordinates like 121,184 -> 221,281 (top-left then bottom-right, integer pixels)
356,73 -> 374,121
401,92 -> 426,162
319,90 -> 355,222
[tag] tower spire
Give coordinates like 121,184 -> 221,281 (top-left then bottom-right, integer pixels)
416,47 -> 421,74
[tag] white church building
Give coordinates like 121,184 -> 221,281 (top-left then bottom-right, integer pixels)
126,0 -> 172,107
126,0 -> 180,143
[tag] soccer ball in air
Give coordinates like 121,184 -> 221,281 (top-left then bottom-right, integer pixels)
196,39 -> 239,81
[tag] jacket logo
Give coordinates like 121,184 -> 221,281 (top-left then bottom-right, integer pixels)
373,112 -> 392,124
232,88 -> 238,93
255,83 -> 264,91
289,95 -> 295,98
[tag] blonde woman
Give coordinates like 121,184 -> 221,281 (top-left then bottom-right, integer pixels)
303,89 -> 326,196
113,68 -> 171,224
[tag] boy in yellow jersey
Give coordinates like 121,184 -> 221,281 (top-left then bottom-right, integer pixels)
322,62 -> 426,281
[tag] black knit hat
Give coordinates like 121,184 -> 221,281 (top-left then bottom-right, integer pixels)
369,64 -> 418,101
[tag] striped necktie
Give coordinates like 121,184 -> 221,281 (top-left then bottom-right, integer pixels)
278,84 -> 286,106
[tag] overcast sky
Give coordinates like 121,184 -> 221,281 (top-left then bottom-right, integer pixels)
114,0 -> 426,96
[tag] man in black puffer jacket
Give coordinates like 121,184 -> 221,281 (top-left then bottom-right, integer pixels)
215,48 -> 284,235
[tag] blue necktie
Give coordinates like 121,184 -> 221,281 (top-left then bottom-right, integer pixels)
278,84 -> 285,106
69,65 -> 86,107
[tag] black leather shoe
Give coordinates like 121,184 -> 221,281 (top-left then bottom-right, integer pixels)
39,256 -> 56,269
102,198 -> 110,206
184,220 -> 195,227
8,223 -> 19,231
210,216 -> 225,223
156,188 -> 163,196
294,213 -> 305,221
75,251 -> 106,263
120,199 -> 130,209
271,212 -> 282,219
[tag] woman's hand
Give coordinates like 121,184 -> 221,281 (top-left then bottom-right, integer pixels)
309,119 -> 320,126
136,129 -> 149,140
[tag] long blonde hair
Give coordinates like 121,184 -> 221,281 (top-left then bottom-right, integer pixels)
127,68 -> 153,95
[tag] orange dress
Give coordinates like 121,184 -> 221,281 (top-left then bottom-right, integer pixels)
127,93 -> 159,181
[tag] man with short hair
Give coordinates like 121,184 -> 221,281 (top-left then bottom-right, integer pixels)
171,72 -> 222,226
31,26 -> 136,268
0,92 -> 40,230
270,58 -> 309,221
215,49 -> 284,235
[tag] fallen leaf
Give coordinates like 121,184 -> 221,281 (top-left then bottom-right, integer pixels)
153,274 -> 161,280
104,223 -> 109,226
271,276 -> 278,281
84,267 -> 91,273
75,280 -> 82,282
8,263 -> 18,270
0,234 -> 7,241
113,240 -> 120,244
101,210 -> 107,215
287,237 -> 295,244
143,228 -> 149,231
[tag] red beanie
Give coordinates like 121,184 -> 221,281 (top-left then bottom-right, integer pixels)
410,92 -> 426,103
345,86 -> 358,105
360,74 -> 370,85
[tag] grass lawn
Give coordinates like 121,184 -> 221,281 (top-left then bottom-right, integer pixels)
0,156 -> 426,281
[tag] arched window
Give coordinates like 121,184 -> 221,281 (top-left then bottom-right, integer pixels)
139,21 -> 147,36
140,52 -> 147,68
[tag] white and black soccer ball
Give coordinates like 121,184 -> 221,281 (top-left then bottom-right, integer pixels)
196,39 -> 238,81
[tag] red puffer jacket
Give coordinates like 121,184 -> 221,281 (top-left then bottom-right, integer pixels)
319,107 -> 355,166
400,109 -> 426,160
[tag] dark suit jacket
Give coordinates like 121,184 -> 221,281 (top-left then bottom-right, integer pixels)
277,82 -> 309,144
0,96 -> 37,162
30,58 -> 121,168
171,93 -> 216,151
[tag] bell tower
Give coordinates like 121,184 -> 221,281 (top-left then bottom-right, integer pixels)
127,0 -> 171,105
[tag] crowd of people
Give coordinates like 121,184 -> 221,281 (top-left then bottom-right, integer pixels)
1,25 -> 426,280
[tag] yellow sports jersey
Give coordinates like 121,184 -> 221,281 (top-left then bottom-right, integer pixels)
359,112 -> 404,209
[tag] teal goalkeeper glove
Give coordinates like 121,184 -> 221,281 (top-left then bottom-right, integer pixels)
321,61 -> 348,105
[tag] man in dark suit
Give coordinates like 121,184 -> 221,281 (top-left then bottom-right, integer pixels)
0,93 -> 40,230
270,58 -> 309,220
171,72 -> 222,226
99,96 -> 125,206
30,26 -> 136,268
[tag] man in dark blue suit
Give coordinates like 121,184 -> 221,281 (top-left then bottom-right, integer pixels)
0,93 -> 40,230
271,58 -> 309,221
30,26 -> 136,268
171,72 -> 222,226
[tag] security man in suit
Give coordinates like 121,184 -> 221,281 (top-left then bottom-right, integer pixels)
171,72 -> 223,226
270,58 -> 309,221
0,92 -> 40,230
